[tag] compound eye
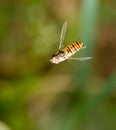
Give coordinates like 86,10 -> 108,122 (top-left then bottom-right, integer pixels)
51,54 -> 56,58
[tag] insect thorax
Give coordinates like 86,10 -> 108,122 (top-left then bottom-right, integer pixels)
57,50 -> 65,57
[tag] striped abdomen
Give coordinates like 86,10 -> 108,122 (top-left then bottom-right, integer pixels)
64,42 -> 83,55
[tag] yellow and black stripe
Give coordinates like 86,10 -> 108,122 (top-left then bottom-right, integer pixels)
65,42 -> 83,53
72,42 -> 83,50
65,45 -> 72,53
63,42 -> 83,55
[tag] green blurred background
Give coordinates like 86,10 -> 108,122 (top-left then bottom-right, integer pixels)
0,0 -> 116,130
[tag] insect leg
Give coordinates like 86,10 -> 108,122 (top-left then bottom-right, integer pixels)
82,46 -> 86,49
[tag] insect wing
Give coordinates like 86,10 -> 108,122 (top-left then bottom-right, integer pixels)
59,21 -> 67,50
68,57 -> 92,61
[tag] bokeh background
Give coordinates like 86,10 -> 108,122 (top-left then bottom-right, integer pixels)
0,0 -> 116,130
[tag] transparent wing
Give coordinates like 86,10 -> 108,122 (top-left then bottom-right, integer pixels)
58,21 -> 67,50
67,57 -> 92,61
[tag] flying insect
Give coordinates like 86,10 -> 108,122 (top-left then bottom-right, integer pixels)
50,21 -> 92,64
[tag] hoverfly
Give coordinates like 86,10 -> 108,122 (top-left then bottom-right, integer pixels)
50,21 -> 92,64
